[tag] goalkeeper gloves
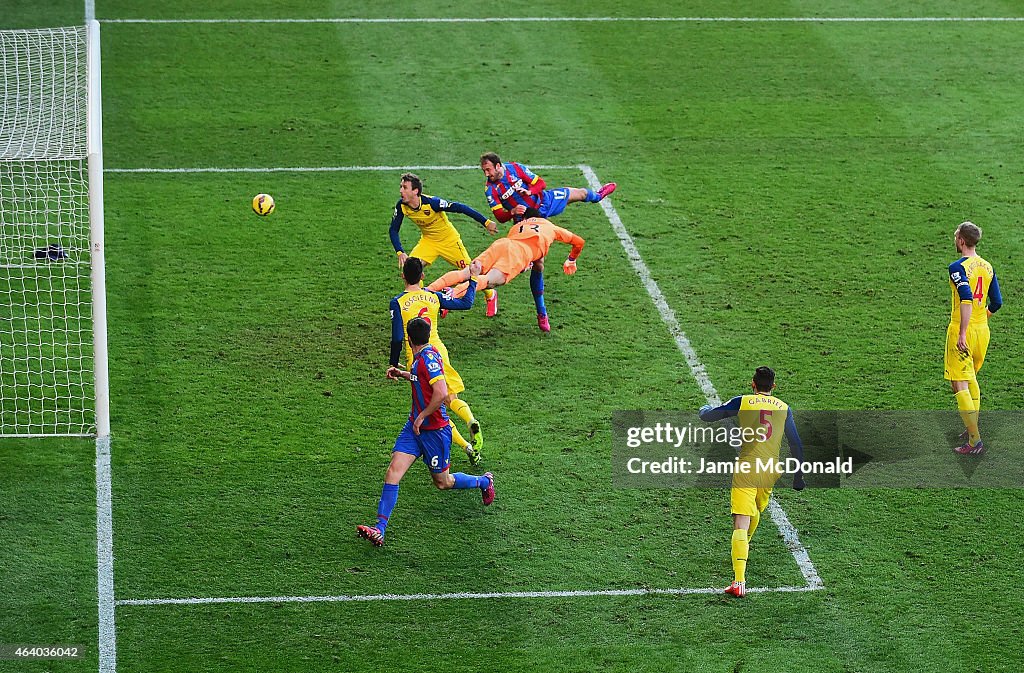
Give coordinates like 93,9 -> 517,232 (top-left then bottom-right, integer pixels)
563,258 -> 577,275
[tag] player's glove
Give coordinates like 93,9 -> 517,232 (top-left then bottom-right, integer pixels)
563,258 -> 578,275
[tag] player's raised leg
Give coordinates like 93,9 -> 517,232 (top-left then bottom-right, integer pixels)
447,395 -> 483,460
564,184 -> 616,204
430,469 -> 495,505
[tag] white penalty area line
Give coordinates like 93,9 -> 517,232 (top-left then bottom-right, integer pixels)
100,16 -> 1024,24
579,164 -> 824,592
117,584 -> 819,607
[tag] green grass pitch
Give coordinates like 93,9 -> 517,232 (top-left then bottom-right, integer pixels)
3,1 -> 1024,671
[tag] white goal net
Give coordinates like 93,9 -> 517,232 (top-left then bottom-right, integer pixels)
0,25 -> 108,437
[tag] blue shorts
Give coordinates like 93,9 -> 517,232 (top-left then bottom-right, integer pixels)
539,187 -> 571,218
393,420 -> 452,473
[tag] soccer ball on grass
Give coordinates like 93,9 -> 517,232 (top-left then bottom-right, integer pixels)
252,193 -> 275,216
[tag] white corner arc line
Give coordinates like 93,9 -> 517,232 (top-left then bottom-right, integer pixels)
579,163 -> 824,591
117,584 -> 818,606
96,435 -> 117,672
98,16 -> 1024,24
104,164 -> 575,173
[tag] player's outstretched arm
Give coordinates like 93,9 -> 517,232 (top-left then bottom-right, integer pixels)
386,366 -> 411,381
426,195 -> 495,232
784,408 -> 806,491
698,396 -> 743,422
436,279 -> 477,311
389,202 -> 406,260
552,225 -> 585,261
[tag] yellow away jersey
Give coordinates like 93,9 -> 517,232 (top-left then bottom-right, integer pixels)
949,255 -> 998,326
736,394 -> 789,463
397,195 -> 460,241
393,288 -> 443,365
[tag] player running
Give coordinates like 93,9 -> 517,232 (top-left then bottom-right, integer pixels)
391,256 -> 485,465
390,172 -> 499,314
945,221 -> 1002,455
357,317 -> 495,547
698,367 -> 806,598
426,215 -> 585,333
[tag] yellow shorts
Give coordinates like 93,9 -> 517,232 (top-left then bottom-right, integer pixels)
410,236 -> 472,270
731,487 -> 773,517
944,322 -> 990,381
407,338 -> 465,396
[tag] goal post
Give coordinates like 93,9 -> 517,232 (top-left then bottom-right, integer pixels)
0,22 -> 110,438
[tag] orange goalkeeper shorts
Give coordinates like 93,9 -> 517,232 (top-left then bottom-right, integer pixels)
476,238 -> 535,284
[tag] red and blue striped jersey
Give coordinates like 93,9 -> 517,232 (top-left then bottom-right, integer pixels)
409,345 -> 448,430
484,162 -> 544,218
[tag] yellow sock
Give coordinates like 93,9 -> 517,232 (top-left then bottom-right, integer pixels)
448,397 -> 475,427
731,529 -> 748,584
954,389 -> 980,444
483,288 -> 495,300
968,379 -> 981,412
747,509 -> 761,542
450,423 -> 469,450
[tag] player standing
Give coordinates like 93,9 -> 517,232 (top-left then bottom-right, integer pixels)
390,172 -> 499,315
480,153 -> 614,320
699,367 -> 805,598
391,257 -> 485,464
357,317 -> 495,547
945,221 -> 1002,455
426,216 -> 585,332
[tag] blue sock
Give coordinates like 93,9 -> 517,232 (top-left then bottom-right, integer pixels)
530,269 -> 547,315
585,188 -> 599,202
376,483 -> 399,534
452,472 -> 485,489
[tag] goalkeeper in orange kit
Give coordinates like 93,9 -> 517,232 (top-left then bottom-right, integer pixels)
427,213 -> 585,332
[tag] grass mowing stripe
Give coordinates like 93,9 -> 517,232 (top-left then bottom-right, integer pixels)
99,17 -> 1024,24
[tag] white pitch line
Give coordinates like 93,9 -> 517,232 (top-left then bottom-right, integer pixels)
579,164 -> 824,591
117,584 -> 818,606
99,16 -> 1024,24
104,164 -> 574,173
96,435 -> 117,672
